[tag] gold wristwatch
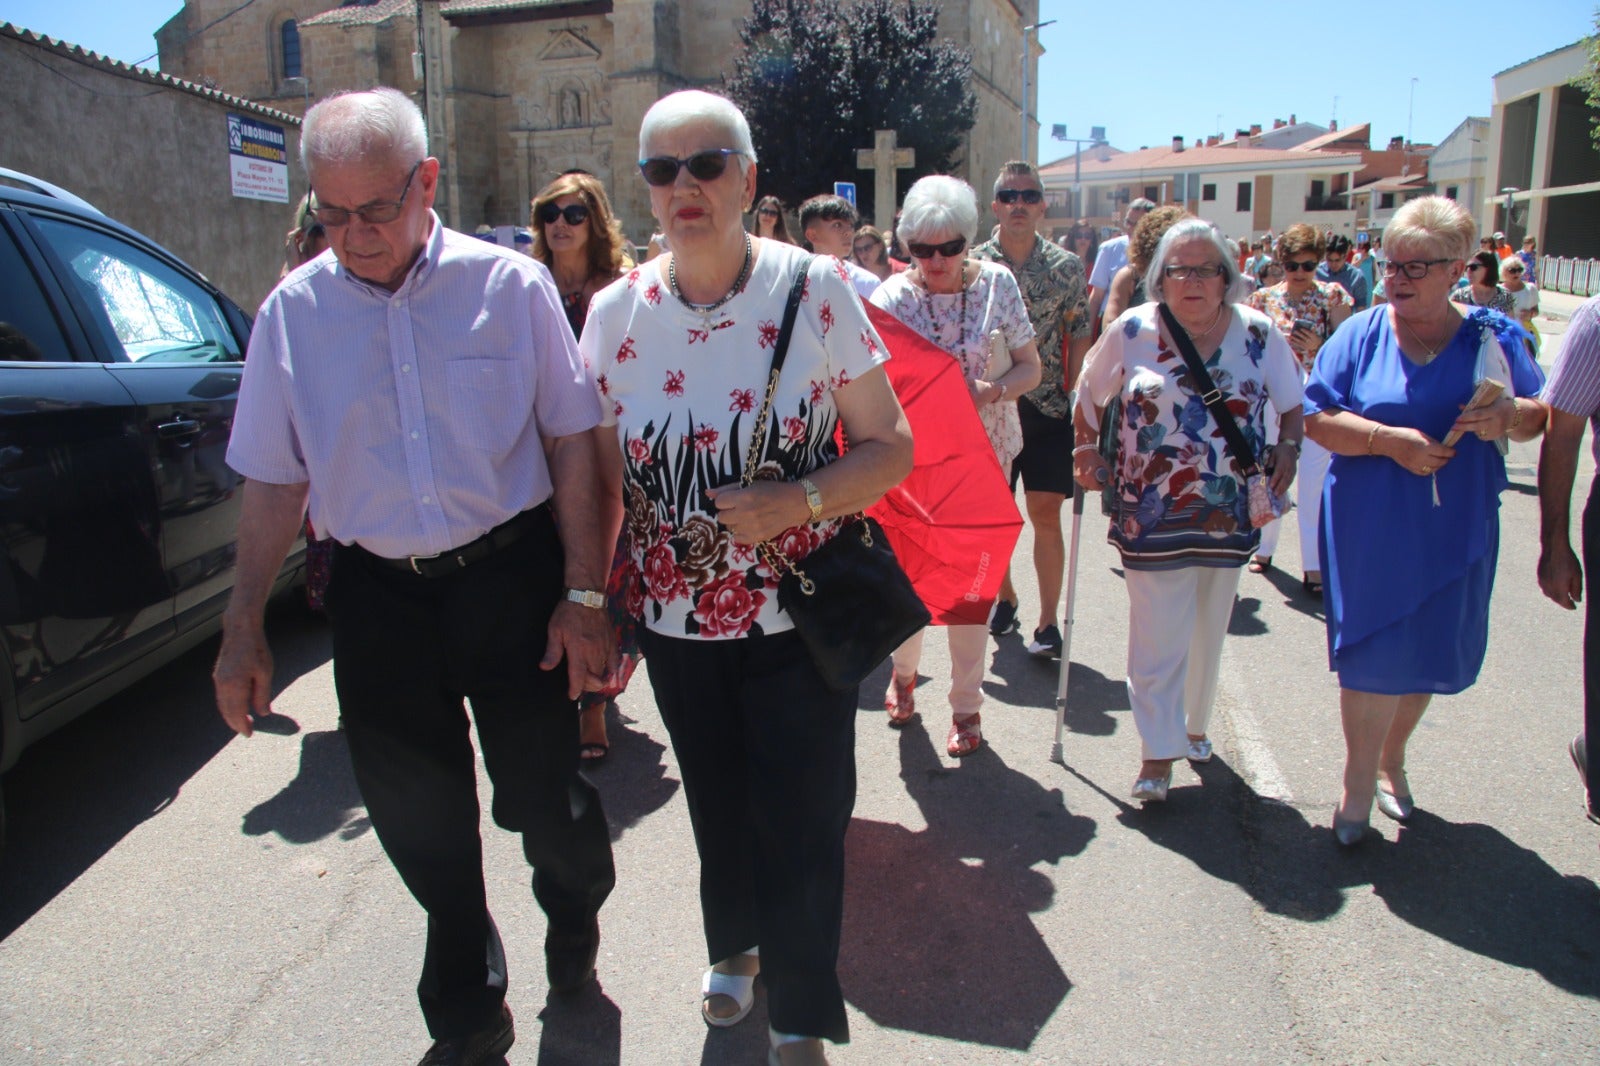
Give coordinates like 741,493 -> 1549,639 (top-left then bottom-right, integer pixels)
565,588 -> 606,609
800,477 -> 823,523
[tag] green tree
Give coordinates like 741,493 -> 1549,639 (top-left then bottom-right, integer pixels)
724,0 -> 978,223
1577,11 -> 1600,149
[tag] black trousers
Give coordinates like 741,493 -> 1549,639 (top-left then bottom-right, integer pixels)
327,510 -> 615,1039
1585,485 -> 1598,814
638,627 -> 856,1044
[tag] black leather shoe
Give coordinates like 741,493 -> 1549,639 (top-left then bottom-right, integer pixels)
545,917 -> 600,993
417,1003 -> 513,1066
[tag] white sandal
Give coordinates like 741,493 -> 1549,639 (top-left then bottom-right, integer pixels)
701,948 -> 759,1028
768,1027 -> 829,1065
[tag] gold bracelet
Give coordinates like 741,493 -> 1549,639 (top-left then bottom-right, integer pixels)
1508,400 -> 1523,436
1366,423 -> 1380,455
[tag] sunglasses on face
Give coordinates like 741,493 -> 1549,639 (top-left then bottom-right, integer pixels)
757,208 -> 779,217
907,236 -> 967,259
537,202 -> 590,227
638,149 -> 745,187
853,242 -> 880,255
995,188 -> 1045,205
1162,263 -> 1224,281
311,161 -> 422,227
1505,267 -> 1523,275
1282,260 -> 1319,273
1466,263 -> 1485,272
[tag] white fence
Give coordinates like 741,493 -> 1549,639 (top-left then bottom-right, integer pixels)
1539,256 -> 1600,297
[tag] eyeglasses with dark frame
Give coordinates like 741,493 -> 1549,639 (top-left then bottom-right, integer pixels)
311,161 -> 423,227
638,149 -> 746,187
1162,263 -> 1224,281
1381,258 -> 1454,279
907,236 -> 967,259
995,188 -> 1045,205
537,202 -> 590,227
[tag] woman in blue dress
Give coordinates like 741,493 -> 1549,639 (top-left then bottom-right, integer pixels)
1304,197 -> 1548,846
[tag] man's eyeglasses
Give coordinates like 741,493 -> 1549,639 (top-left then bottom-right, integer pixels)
311,161 -> 422,227
907,237 -> 967,259
537,202 -> 590,227
638,149 -> 745,187
1381,258 -> 1453,279
995,188 -> 1045,205
1163,263 -> 1224,280
1282,260 -> 1319,273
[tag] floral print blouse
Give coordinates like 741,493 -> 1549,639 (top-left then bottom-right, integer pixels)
580,241 -> 889,640
1076,302 -> 1304,570
1245,281 -> 1353,373
870,259 -> 1034,465
1451,284 -> 1517,317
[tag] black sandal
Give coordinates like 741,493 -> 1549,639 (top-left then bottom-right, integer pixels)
1248,556 -> 1272,574
1301,575 -> 1324,598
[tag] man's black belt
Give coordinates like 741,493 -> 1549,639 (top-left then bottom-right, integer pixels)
368,505 -> 549,578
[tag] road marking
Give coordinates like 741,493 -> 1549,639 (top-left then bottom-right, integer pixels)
1222,698 -> 1294,804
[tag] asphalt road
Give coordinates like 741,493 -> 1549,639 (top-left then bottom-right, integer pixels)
0,310 -> 1595,1065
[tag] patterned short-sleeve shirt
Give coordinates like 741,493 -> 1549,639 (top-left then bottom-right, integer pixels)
580,240 -> 889,640
972,233 -> 1090,418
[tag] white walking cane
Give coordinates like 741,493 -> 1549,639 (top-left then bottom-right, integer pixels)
1050,472 -> 1097,765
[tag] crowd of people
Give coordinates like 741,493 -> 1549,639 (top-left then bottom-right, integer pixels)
230,85 -> 1589,1066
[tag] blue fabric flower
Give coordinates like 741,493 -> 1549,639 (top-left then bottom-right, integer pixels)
1177,395 -> 1209,438
1136,422 -> 1167,453
1200,474 -> 1238,506
1123,316 -> 1141,340
1242,332 -> 1264,367
1135,485 -> 1166,532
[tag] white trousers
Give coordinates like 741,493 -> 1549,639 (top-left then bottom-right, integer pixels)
1257,434 -> 1332,568
891,624 -> 989,719
1124,565 -> 1244,761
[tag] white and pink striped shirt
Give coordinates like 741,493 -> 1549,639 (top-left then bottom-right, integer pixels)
1543,294 -> 1600,465
227,214 -> 601,559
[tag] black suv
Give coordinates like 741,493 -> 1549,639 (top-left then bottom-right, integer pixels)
0,170 -> 304,852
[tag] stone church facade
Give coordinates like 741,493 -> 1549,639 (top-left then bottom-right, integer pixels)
156,0 -> 1042,243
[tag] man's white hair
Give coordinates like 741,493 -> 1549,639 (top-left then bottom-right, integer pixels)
301,87 -> 427,175
638,91 -> 757,173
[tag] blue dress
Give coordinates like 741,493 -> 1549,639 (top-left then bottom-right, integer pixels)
1303,307 -> 1543,694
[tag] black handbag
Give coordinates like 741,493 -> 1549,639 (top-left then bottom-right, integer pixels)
745,257 -> 930,691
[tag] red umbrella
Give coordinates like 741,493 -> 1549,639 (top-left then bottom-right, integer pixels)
859,302 -> 1023,626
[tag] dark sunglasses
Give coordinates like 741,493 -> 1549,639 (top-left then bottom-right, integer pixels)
638,149 -> 745,187
995,188 -> 1045,205
907,236 -> 967,259
1504,266 -> 1524,274
1282,260 -> 1319,273
537,202 -> 590,227
757,207 -> 780,217
1466,263 -> 1485,271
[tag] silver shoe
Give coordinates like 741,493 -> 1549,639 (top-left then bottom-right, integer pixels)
1332,808 -> 1369,847
1375,785 -> 1414,822
1187,738 -> 1213,763
1131,775 -> 1171,803
1572,735 -> 1599,825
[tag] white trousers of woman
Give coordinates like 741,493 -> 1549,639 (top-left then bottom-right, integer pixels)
1293,435 -> 1332,572
1124,564 -> 1244,761
891,624 -> 989,719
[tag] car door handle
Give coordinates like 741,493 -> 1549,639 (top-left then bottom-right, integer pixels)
156,418 -> 201,439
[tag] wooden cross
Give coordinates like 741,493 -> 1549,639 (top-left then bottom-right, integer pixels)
855,129 -> 915,233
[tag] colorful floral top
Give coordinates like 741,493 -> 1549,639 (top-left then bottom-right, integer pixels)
1245,281 -> 1353,373
971,234 -> 1090,418
580,240 -> 888,640
1451,284 -> 1517,317
1076,302 -> 1304,570
869,259 -> 1034,464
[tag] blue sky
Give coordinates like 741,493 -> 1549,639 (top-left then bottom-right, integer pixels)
4,0 -> 1594,156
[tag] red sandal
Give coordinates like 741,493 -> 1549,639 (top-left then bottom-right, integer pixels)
885,674 -> 917,728
946,713 -> 982,757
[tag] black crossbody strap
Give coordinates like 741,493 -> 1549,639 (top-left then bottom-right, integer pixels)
1156,302 -> 1260,476
743,255 -> 815,488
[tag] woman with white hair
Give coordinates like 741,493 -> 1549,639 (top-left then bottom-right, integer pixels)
580,89 -> 912,1064
869,175 -> 1041,757
1304,196 -> 1546,845
1072,219 -> 1304,802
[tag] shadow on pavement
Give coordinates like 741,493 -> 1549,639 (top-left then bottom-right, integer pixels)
586,699 -> 680,843
836,723 -> 1092,1049
0,601 -> 329,941
240,727 -> 371,844
536,979 -> 621,1064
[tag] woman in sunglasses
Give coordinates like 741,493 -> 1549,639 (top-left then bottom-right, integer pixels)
1244,223 -> 1353,593
580,90 -> 911,1066
1072,219 -> 1303,803
1451,250 -> 1517,317
751,194 -> 794,243
1304,196 -> 1545,846
1500,255 -> 1540,354
869,174 -> 1042,758
851,224 -> 898,283
1065,219 -> 1099,278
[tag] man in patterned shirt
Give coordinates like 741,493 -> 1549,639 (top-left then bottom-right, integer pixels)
1538,292 -> 1600,826
972,161 -> 1092,656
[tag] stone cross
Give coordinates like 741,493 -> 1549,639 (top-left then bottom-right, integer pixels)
855,129 -> 916,233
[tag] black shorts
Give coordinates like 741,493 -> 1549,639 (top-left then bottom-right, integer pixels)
1012,396 -> 1075,495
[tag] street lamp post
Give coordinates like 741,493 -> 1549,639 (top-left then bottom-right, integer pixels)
1052,125 -> 1108,219
1020,20 -> 1056,161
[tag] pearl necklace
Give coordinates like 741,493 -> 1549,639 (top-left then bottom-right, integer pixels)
668,235 -> 753,318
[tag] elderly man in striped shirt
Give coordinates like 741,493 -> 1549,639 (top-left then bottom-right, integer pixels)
1539,292 -> 1600,827
213,87 -> 617,1066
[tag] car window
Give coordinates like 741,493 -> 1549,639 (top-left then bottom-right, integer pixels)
0,226 -> 73,361
30,216 -> 242,364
